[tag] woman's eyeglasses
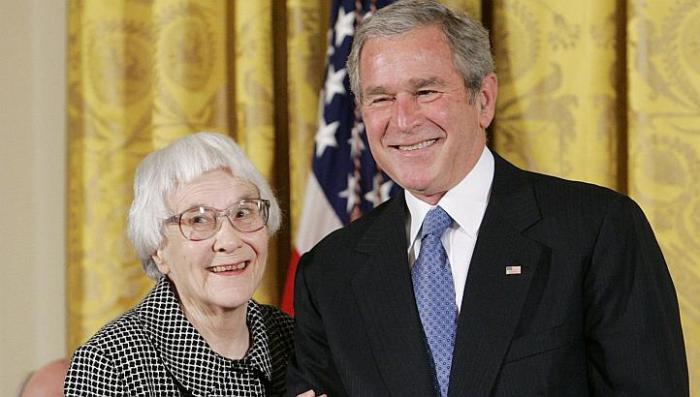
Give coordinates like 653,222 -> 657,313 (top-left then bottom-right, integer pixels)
165,199 -> 270,241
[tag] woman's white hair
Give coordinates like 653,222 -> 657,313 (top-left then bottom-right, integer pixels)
127,132 -> 281,279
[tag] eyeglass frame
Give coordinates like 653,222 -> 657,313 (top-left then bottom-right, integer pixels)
164,198 -> 270,241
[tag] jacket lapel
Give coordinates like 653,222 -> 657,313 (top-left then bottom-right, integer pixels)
351,196 -> 436,397
448,154 -> 544,396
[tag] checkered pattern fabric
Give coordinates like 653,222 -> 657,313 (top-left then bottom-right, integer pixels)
64,276 -> 294,396
412,206 -> 457,397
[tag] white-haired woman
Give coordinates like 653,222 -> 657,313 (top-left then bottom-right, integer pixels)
65,132 -> 293,396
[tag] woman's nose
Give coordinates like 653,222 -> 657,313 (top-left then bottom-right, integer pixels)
212,216 -> 243,252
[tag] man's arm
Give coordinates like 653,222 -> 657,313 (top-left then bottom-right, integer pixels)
584,195 -> 688,396
286,251 -> 347,397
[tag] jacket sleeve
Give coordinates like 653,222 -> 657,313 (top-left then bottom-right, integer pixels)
583,195 -> 688,396
64,344 -> 126,397
285,251 -> 348,397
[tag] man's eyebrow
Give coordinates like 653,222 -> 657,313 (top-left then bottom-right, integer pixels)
408,77 -> 445,89
363,77 -> 446,97
363,86 -> 391,97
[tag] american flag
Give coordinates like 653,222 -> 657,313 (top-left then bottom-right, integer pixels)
281,0 -> 398,315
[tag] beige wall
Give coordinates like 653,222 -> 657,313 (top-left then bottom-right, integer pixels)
0,0 -> 66,394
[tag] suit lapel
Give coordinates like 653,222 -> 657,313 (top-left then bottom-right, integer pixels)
351,196 -> 436,397
449,154 -> 544,396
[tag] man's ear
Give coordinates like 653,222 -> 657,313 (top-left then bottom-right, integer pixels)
477,73 -> 498,129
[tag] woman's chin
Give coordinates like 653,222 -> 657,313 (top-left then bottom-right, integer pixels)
206,283 -> 256,312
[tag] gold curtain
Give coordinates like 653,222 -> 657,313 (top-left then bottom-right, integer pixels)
491,1 -> 620,187
67,0 -> 698,389
286,0 -> 330,244
626,1 -> 700,392
232,1 -> 282,305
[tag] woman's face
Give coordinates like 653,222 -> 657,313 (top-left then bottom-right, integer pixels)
153,169 -> 269,316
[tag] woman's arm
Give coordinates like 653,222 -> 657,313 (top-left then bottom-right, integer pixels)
64,344 -> 126,396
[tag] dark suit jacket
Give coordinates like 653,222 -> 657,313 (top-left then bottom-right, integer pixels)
286,154 -> 688,396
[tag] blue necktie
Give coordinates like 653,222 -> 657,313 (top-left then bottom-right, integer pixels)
412,206 -> 457,397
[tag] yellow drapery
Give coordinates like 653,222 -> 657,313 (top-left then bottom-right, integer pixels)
67,0 -> 698,390
626,1 -> 700,390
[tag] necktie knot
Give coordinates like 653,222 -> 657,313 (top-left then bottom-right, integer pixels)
422,206 -> 452,239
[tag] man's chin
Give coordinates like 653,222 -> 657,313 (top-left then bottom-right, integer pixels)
403,184 -> 446,204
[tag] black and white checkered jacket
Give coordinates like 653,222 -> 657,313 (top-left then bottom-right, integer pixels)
64,276 -> 294,396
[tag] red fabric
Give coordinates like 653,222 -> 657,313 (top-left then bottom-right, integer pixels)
281,249 -> 300,316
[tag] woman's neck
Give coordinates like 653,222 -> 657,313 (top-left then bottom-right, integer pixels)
181,301 -> 251,360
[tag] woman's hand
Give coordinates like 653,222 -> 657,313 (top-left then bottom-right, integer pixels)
296,390 -> 327,397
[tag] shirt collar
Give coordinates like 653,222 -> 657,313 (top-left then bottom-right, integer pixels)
406,146 -> 494,245
136,277 -> 273,394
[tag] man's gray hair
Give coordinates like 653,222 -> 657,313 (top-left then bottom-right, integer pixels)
127,132 -> 281,279
347,0 -> 494,103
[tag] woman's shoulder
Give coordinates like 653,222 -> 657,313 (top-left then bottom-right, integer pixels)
249,301 -> 294,354
74,308 -> 152,358
76,281 -> 168,354
248,302 -> 294,395
65,306 -> 179,395
66,309 -> 148,392
252,302 -> 293,334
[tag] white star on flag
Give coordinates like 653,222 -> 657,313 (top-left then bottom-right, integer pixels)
348,123 -> 365,157
364,179 -> 394,206
324,64 -> 347,104
334,7 -> 356,47
338,173 -> 361,213
315,118 -> 340,157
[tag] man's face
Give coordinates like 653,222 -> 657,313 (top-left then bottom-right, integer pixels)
359,25 -> 497,204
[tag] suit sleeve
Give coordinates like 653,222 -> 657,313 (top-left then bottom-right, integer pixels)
64,344 -> 126,396
285,251 -> 347,397
583,195 -> 688,396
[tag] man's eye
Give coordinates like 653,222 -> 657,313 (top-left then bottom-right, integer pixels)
417,90 -> 439,98
368,96 -> 392,105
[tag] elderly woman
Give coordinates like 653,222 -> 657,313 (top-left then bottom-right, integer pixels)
65,132 -> 293,396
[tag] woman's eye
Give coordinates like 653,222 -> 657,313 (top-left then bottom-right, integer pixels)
235,208 -> 253,219
191,215 -> 212,225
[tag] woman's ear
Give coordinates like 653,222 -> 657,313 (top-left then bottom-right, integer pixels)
152,248 -> 170,275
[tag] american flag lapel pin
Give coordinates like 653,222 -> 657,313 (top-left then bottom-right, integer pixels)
505,264 -> 522,275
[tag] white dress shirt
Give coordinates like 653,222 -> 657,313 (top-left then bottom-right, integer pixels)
406,147 -> 494,312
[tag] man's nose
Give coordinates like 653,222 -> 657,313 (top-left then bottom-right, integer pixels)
393,94 -> 421,131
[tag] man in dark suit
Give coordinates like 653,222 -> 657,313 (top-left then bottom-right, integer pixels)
286,1 -> 689,396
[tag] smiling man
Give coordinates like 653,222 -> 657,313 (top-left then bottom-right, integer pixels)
286,1 -> 688,396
